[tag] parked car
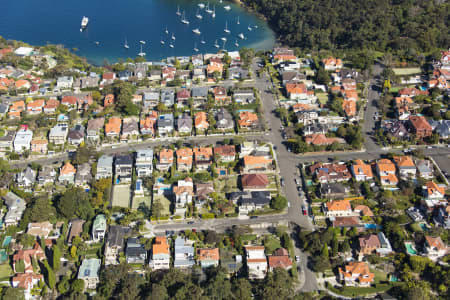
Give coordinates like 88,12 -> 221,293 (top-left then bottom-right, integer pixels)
301,205 -> 307,216
295,256 -> 300,263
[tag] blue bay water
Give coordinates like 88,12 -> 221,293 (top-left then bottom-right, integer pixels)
1,0 -> 275,65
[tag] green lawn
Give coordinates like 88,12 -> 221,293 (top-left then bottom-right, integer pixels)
393,68 -> 421,75
264,236 -> 282,254
317,93 -> 329,105
0,263 -> 13,281
132,196 -> 151,210
153,194 -> 171,216
112,185 -> 131,208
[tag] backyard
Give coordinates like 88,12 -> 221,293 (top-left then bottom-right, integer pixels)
112,185 -> 131,208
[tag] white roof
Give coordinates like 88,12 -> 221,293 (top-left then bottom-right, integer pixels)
14,47 -> 34,56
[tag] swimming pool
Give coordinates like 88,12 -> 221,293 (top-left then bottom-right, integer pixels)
405,242 -> 417,255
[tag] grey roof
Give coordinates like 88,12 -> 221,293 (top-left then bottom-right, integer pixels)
68,125 -> 85,140
23,166 -> 36,184
3,191 -> 26,209
115,154 -> 133,166
0,104 -> 8,114
434,120 -> 450,137
241,191 -> 271,206
107,225 -> 130,247
136,149 -> 153,160
0,131 -> 15,143
143,92 -> 159,101
191,87 -> 208,98
126,237 -> 147,257
118,70 -> 132,78
122,118 -> 139,133
319,183 -> 347,195
87,118 -> 104,132
177,114 -> 192,130
161,90 -> 175,105
98,155 -> 113,169
158,114 -> 174,127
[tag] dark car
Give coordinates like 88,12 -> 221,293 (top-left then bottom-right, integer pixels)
187,221 -> 194,225
301,205 -> 307,216
250,216 -> 258,219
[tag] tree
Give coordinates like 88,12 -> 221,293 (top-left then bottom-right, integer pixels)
1,287 -> 25,300
44,260 -> 56,289
270,195 -> 287,210
74,145 -> 95,165
16,234 -> 35,249
57,187 -> 94,220
233,278 -> 252,300
259,268 -> 293,300
52,246 -> 61,271
57,276 -> 70,294
149,283 -> 168,300
321,243 -> 329,258
315,67 -> 330,85
15,259 -> 25,273
71,279 -> 85,293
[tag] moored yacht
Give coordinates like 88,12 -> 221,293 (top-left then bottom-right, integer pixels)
192,28 -> 201,35
80,16 -> 89,32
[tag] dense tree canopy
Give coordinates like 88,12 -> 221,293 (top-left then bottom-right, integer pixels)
243,0 -> 449,54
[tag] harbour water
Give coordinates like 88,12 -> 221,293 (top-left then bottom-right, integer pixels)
1,0 -> 275,65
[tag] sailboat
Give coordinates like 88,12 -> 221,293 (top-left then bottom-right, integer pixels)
234,40 -> 239,47
200,37 -> 206,44
248,25 -> 252,31
195,9 -> 203,19
165,27 -> 169,34
192,28 -> 201,35
139,40 -> 146,44
169,43 -> 174,48
193,43 -> 199,52
221,37 -> 227,42
214,40 -> 219,48
95,41 -> 100,45
237,16 -> 240,24
212,5 -> 216,18
171,33 -> 176,40
176,5 -> 181,16
238,33 -> 245,40
181,11 -> 189,24
138,44 -> 146,57
205,2 -> 213,14
224,5 -> 231,11
160,39 -> 165,45
124,37 -> 130,49
254,25 -> 258,29
198,3 -> 205,9
224,21 -> 230,34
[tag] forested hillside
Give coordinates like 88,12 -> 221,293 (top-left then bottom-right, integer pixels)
243,0 -> 450,53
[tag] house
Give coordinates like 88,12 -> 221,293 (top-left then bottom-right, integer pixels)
115,154 -> 133,183
242,156 -> 272,173
49,123 -> 68,145
126,237 -> 147,264
75,163 -> 92,189
245,246 -> 267,279
358,234 -> 381,257
221,251 -> 243,276
319,183 -> 349,199
174,237 -> 195,268
104,94 -> 115,107
192,68 -> 206,81
395,97 -> 416,120
376,159 -> 398,186
101,72 -> 116,86
73,76 -> 99,90
118,70 -> 132,81
162,67 -> 176,81
192,54 -> 204,66
423,236 -> 448,261
87,118 -> 104,141
149,237 -> 170,270
173,177 -> 194,215
134,63 -> 148,79
422,182 -> 446,209
37,166 -> 56,185
286,83 -> 307,100
176,148 -> 193,172
105,226 -> 130,265
96,155 -> 113,179
3,192 -> 26,227
238,111 -> 258,129
140,115 -> 156,136
149,70 -> 161,81
431,120 -> 450,139
195,111 -> 209,131
75,94 -> 94,112
408,116 -> 432,139
135,149 -> 153,177
322,57 -> 343,70
177,113 -> 193,134
381,119 -> 409,139
393,156 -> 416,178
156,149 -> 174,172
78,259 -> 101,290
26,221 -> 54,238
16,166 -> 36,188
14,125 -> 33,153
161,90 -> 175,107
193,147 -> 213,170
12,273 -> 43,298
8,100 -> 25,119
241,174 -> 269,191
143,91 -> 159,108
43,98 -> 60,114
434,206 -> 450,229
59,162 -> 76,184
281,71 -> 304,85
56,76 -> 73,89
354,205 -> 374,217
228,67 -> 249,80
216,108 -> 234,130
197,248 -> 220,268
268,248 -> 292,271
176,89 -> 190,107
304,133 -> 344,146
195,182 -> 214,207
339,262 -> 374,287
67,219 -> 85,244
0,131 -> 15,152
105,117 -> 122,138
61,96 -> 77,109
12,241 -> 45,273
376,232 -> 393,256
323,200 -> 352,217
342,100 -> 357,118
157,113 -> 174,135
239,191 -> 271,213
121,117 -> 139,141
309,162 -> 352,183
68,124 -> 85,145
207,57 -> 224,76
191,86 -> 208,107
415,159 -> 434,179
31,138 -> 48,154
332,216 -> 362,228
272,48 -> 296,61
214,145 -> 236,162
26,99 -> 44,114
212,86 -> 229,105
351,160 -> 374,181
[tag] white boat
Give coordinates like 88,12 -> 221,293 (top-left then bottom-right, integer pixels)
169,43 -> 174,48
192,28 -> 201,35
171,34 -> 176,40
234,40 -> 239,47
237,16 -> 240,24
221,37 -> 227,42
198,3 -> 205,9
140,40 -> 146,44
224,5 -> 231,11
95,41 -> 100,45
80,16 -> 89,32
138,45 -> 146,57
254,25 -> 258,29
212,5 -> 216,18
214,40 -> 219,48
165,27 -> 169,34
124,37 -> 130,49
248,25 -> 252,31
160,40 -> 165,45
194,43 -> 199,52
176,5 -> 181,16
181,11 -> 189,24
200,38 -> 206,44
205,2 -> 213,14
224,21 -> 230,34
196,9 -> 203,19
238,33 -> 245,40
